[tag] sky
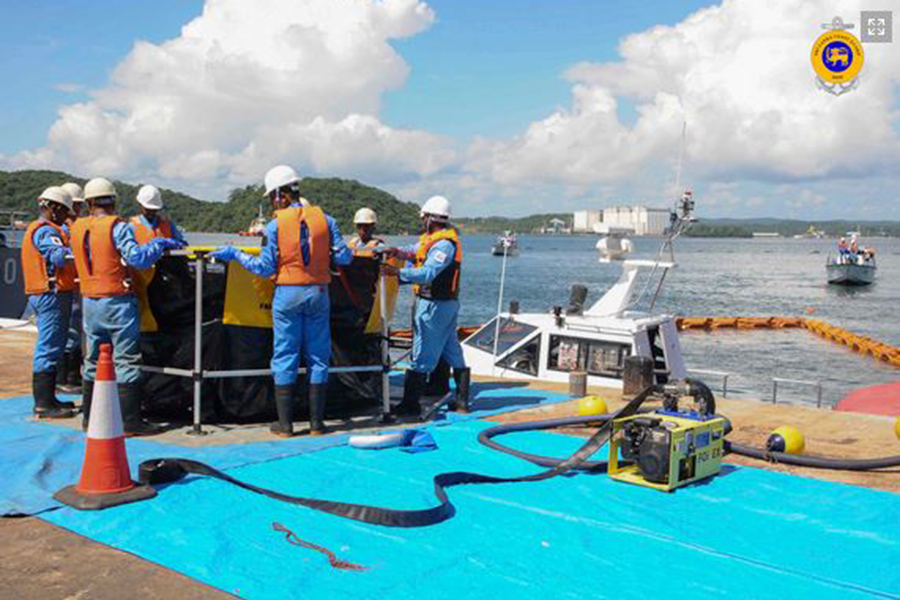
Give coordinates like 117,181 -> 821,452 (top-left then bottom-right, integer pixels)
0,0 -> 898,219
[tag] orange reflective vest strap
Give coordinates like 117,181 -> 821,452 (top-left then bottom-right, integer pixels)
348,235 -> 384,258
275,206 -> 331,286
412,227 -> 462,300
129,215 -> 173,246
22,220 -> 77,295
71,216 -> 131,298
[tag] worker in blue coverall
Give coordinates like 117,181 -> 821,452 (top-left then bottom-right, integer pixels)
59,182 -> 86,391
72,177 -> 183,436
381,195 -> 470,418
21,186 -> 79,419
209,165 -> 352,437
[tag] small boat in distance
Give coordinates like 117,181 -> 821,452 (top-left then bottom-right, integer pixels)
239,206 -> 267,237
827,252 -> 876,285
491,231 -> 518,256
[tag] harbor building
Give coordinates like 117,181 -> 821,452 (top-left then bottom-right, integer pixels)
573,206 -> 672,235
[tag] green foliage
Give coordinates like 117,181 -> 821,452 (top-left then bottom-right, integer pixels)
0,170 -> 421,234
456,213 -> 572,234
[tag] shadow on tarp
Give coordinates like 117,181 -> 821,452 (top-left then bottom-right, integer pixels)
39,419 -> 900,600
0,384 -> 569,516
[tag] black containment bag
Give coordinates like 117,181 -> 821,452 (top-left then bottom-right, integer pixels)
141,253 -> 382,423
141,256 -> 225,421
327,254 -> 383,417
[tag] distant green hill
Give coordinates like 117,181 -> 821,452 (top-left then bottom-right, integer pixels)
685,218 -> 900,238
456,213 -> 572,234
0,170 -> 421,235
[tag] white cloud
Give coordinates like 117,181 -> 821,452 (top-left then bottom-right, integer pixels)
6,0 -> 900,217
52,83 -> 86,94
6,0 -> 454,199
465,0 -> 900,208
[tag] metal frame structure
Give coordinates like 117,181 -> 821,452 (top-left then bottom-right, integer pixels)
140,250 -> 396,435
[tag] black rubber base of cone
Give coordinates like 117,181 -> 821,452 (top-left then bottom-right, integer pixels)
53,483 -> 157,510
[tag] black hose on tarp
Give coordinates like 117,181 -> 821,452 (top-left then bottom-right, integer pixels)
138,386 -> 660,528
725,442 -> 900,471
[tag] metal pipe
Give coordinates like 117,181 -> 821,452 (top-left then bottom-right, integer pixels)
140,366 -> 194,377
490,242 -> 510,375
189,254 -> 206,435
379,268 -> 391,417
203,365 -> 385,379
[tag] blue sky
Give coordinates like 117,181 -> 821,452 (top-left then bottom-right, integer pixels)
1,0 -> 898,219
0,0 -> 712,151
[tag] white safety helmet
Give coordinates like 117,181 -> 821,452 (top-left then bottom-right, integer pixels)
84,177 -> 118,202
39,186 -> 74,212
61,182 -> 85,204
420,195 -> 451,221
263,165 -> 300,197
354,207 -> 377,225
136,184 -> 164,210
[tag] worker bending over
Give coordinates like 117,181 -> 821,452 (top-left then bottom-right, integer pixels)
210,165 -> 352,437
22,187 -> 79,418
70,178 -> 181,435
130,185 -> 187,246
382,195 -> 470,417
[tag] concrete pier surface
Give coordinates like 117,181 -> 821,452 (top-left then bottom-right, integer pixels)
1,327 -> 898,599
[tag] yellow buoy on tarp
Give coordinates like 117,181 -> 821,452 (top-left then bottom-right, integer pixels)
894,417 -> 900,440
578,395 -> 608,416
766,425 -> 805,454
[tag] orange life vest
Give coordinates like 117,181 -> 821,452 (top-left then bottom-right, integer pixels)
130,215 -> 173,245
275,205 -> 331,286
21,220 -> 77,295
70,216 -> 131,298
413,227 -> 462,300
129,216 -> 172,332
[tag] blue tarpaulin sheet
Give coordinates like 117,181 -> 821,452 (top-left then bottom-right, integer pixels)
38,421 -> 900,600
0,383 -> 558,516
4,386 -> 900,599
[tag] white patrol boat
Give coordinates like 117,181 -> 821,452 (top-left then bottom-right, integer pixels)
461,193 -> 694,390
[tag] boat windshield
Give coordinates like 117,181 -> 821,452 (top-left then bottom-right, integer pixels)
464,317 -> 537,356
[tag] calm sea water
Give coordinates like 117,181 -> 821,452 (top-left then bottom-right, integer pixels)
188,232 -> 900,406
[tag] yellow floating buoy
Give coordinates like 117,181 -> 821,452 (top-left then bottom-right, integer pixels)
766,425 -> 805,454
578,395 -> 608,416
895,417 -> 900,440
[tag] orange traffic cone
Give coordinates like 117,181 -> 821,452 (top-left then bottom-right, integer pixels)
53,343 -> 156,510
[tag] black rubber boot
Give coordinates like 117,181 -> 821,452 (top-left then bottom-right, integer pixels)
424,360 -> 451,396
396,370 -> 426,418
67,349 -> 83,386
33,372 -> 76,419
450,367 -> 471,413
270,385 -> 295,438
119,382 -> 164,437
55,354 -> 80,396
81,379 -> 94,431
308,384 -> 328,436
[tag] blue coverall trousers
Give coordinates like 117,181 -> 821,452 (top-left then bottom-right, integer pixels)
30,291 -> 73,373
410,297 -> 466,374
82,295 -> 142,383
272,285 -> 331,386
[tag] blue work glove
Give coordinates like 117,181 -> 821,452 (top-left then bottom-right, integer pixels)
153,238 -> 184,252
209,246 -> 240,263
399,428 -> 438,453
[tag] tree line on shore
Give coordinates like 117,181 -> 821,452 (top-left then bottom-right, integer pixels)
0,170 -> 422,234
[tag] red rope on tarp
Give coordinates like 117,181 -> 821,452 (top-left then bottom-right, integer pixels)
272,522 -> 368,571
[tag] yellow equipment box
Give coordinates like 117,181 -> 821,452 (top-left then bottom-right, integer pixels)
608,413 -> 726,492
